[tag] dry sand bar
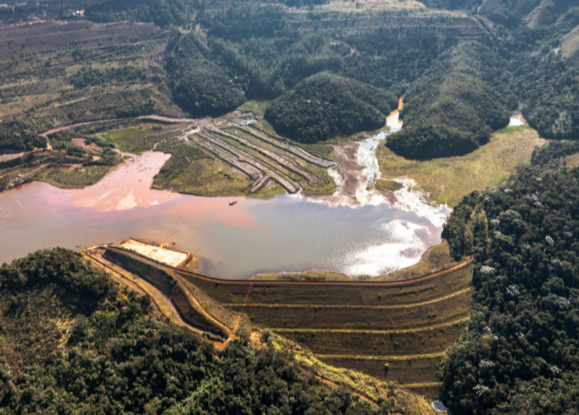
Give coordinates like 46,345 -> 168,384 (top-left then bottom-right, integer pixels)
109,238 -> 192,268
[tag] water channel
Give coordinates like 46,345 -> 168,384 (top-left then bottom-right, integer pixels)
0,103 -> 451,279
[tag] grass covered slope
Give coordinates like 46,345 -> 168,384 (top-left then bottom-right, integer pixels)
265,73 -> 397,143
378,125 -> 546,206
386,42 -> 511,160
0,20 -> 183,132
0,248 -> 420,414
168,255 -> 474,395
439,142 -> 579,413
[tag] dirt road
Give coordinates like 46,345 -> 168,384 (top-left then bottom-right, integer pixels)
41,115 -> 196,136
85,250 -> 234,348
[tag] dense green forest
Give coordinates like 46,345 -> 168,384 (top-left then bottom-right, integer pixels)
85,0 -> 197,26
163,8 -> 460,140
340,27 -> 457,92
386,42 -> 512,159
162,1 -> 579,149
0,249 -> 398,414
440,142 -> 579,413
166,32 -> 247,117
265,73 -> 397,142
20,0 -> 572,154
501,26 -> 579,141
0,124 -> 45,152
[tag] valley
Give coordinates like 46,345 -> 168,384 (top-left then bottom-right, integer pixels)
2,0 -> 579,413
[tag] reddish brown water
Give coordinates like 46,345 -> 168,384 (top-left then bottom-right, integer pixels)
0,100 -> 449,279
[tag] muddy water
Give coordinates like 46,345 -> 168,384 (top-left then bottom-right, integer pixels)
0,178 -> 443,278
0,99 -> 449,279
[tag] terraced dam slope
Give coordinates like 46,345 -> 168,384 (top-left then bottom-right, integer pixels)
93,245 -> 473,397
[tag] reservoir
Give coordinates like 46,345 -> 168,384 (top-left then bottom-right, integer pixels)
0,180 -> 447,279
0,101 -> 450,279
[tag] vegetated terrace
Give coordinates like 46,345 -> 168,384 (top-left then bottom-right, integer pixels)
0,21 -> 183,131
185,116 -> 336,195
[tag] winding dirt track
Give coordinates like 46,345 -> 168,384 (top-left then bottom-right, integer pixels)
83,251 -> 232,348
172,273 -> 236,341
41,115 -> 195,136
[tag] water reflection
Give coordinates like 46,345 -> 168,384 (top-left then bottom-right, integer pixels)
0,179 -> 445,279
0,97 -> 450,279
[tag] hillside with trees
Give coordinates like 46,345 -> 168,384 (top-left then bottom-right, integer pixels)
504,26 -> 579,141
265,73 -> 397,143
0,124 -> 45,152
162,7 -> 462,136
439,142 -> 579,413
165,32 -> 247,117
0,249 -> 423,414
85,0 -> 196,26
14,0 -> 567,157
386,42 -> 512,159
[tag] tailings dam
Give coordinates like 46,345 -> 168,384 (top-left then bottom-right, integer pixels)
89,242 -> 473,397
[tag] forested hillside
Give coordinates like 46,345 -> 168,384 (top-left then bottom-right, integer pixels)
386,42 -> 511,159
160,0 -> 579,150
166,32 -> 247,117
265,73 -> 397,143
0,249 -> 416,414
85,0 -> 196,26
439,142 -> 579,413
503,26 -> 579,140
4,0 -> 579,158
419,0 -> 579,27
0,124 -> 45,152
162,6 -> 460,140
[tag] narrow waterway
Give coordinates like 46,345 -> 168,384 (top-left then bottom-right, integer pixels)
304,97 -> 450,227
0,99 -> 450,279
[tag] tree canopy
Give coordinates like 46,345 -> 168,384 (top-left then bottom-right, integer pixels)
440,142 -> 579,414
265,73 -> 397,143
0,249 -> 396,414
0,123 -> 45,152
386,42 -> 511,159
